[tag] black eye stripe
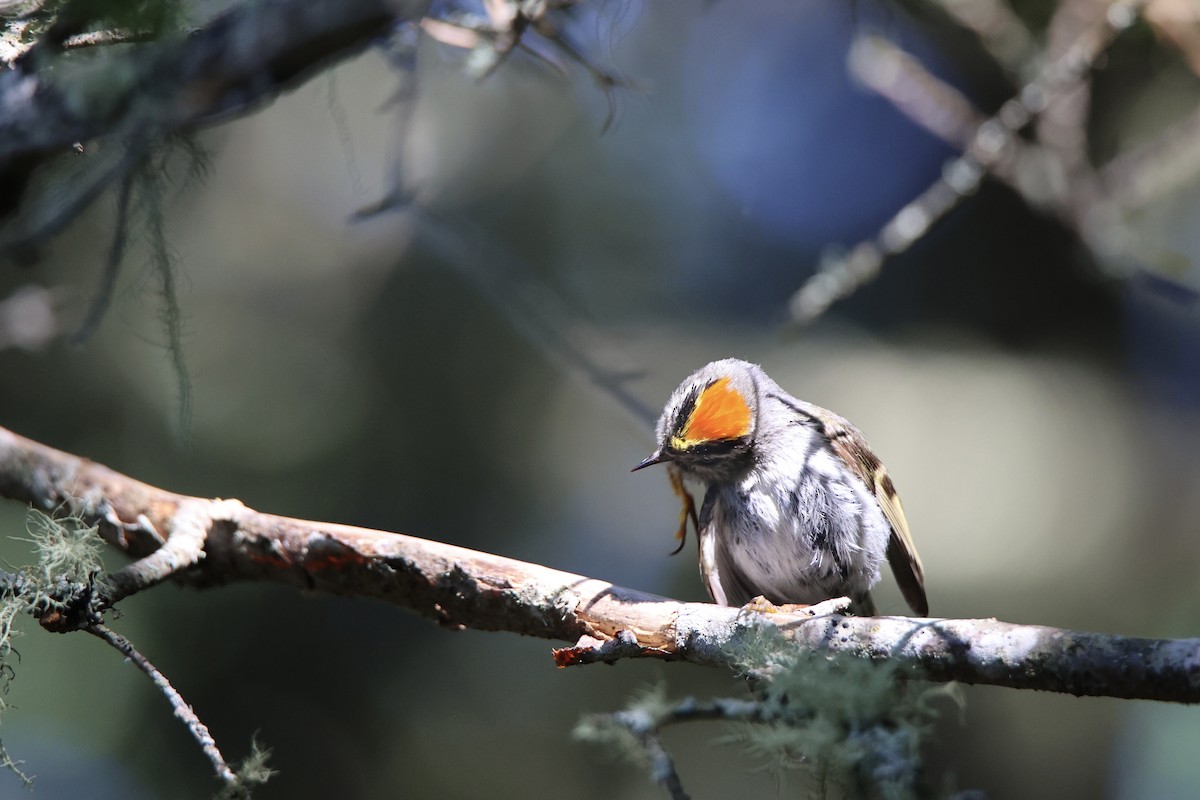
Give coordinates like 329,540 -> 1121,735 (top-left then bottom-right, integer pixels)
673,380 -> 715,434
682,437 -> 750,460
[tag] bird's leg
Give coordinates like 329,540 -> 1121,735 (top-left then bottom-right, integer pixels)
666,463 -> 698,555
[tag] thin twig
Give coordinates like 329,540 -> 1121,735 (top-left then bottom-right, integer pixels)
84,622 -> 236,785
635,728 -> 688,800
788,0 -> 1147,325
419,0 -> 624,127
591,697 -> 773,799
932,0 -> 1038,73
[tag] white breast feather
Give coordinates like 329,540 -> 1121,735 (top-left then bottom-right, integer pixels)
714,421 -> 890,604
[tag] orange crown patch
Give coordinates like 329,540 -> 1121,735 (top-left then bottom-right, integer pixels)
676,377 -> 751,447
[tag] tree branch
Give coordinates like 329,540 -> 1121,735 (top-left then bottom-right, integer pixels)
84,622 -> 237,786
1,424 -> 1197,703
788,0 -> 1148,325
0,0 -> 429,251
0,0 -> 422,165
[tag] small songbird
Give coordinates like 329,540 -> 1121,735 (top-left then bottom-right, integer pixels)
633,358 -> 927,616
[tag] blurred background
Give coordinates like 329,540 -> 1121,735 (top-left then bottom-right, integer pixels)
2,0 -> 1200,797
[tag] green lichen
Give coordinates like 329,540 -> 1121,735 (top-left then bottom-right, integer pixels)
573,681 -> 673,770
0,507 -> 110,789
19,507 -> 104,585
577,624 -> 969,799
723,626 -> 955,799
215,736 -> 276,800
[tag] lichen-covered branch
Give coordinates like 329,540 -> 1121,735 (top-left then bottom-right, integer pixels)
1,424 -> 1198,703
0,0 -> 423,166
578,695 -> 768,800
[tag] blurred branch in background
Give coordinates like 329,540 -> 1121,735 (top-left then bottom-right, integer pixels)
413,209 -> 659,432
0,0 -> 426,260
933,0 -> 1038,70
787,0 -> 1200,324
419,0 -> 626,127
1,0 -> 642,442
0,0 -> 623,263
3,0 -> 1195,337
3,424 -> 1200,704
576,653 -> 965,800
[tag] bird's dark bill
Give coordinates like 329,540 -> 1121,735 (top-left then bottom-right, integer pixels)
631,452 -> 668,472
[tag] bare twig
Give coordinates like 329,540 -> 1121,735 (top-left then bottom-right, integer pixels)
419,0 -> 624,127
789,0 -> 1148,325
1036,0 -> 1105,219
1,424 -> 1199,702
83,623 -> 237,786
1146,0 -> 1200,76
931,0 -> 1037,73
84,622 -> 237,785
635,729 -> 688,800
586,696 -> 771,799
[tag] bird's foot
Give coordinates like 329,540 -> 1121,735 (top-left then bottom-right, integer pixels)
739,595 -> 853,618
666,464 -> 698,555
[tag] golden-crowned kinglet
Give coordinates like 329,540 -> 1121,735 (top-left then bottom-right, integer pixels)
634,358 -> 928,616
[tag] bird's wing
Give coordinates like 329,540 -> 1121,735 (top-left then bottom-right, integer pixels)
802,401 -> 929,616
697,490 -> 757,607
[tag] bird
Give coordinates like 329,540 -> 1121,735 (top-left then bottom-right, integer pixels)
632,358 -> 927,616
